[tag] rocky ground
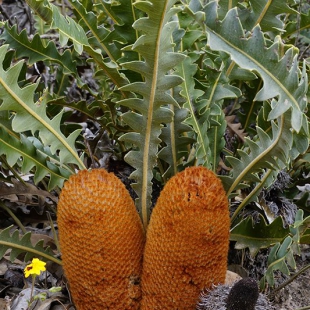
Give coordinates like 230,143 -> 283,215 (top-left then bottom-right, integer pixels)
271,250 -> 310,310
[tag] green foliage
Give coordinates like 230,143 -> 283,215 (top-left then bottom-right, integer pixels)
118,0 -> 185,227
0,44 -> 84,191
0,226 -> 61,265
0,0 -> 309,273
1,24 -> 78,74
230,215 -> 289,257
0,127 -> 70,189
205,3 -> 307,133
223,112 -> 293,198
262,236 -> 295,288
259,210 -> 310,290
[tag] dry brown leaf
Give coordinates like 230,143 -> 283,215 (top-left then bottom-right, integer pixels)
0,179 -> 57,214
226,115 -> 247,142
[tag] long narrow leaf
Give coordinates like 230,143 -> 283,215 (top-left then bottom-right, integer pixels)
0,128 -> 70,189
0,45 -> 85,169
70,0 -> 120,61
0,24 -> 77,75
230,215 -> 289,256
118,0 -> 185,228
221,111 -> 293,195
205,2 -> 308,133
158,104 -> 193,180
0,226 -> 61,265
177,55 -> 239,170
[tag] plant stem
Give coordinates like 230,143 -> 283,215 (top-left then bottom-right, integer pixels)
268,264 -> 310,298
0,156 -> 27,185
0,202 -> 27,234
231,169 -> 273,222
46,211 -> 61,254
30,275 -> 35,303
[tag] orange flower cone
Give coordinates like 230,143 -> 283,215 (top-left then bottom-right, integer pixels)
141,166 -> 230,310
57,169 -> 145,310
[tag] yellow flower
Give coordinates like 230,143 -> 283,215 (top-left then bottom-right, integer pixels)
24,258 -> 46,278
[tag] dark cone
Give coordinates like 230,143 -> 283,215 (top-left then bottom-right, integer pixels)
226,277 -> 259,310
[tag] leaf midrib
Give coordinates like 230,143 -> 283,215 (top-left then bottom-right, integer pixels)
0,76 -> 84,168
207,26 -> 300,113
227,115 -> 284,196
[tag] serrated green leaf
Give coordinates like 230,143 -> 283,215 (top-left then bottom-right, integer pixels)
176,57 -> 209,167
217,0 -> 296,33
284,10 -> 310,39
177,53 -> 240,170
0,45 -> 85,169
70,0 -> 120,60
24,0 -> 128,93
230,168 -> 284,224
98,0 -> 143,64
241,0 -> 296,32
0,24 -> 77,75
277,236 -> 292,257
0,127 -> 70,190
182,30 -> 203,50
221,110 -> 293,196
260,236 -> 294,289
205,3 -> 308,133
158,105 -> 193,180
208,107 -> 226,170
0,226 -> 61,265
216,0 -> 239,20
118,0 -> 185,228
25,0 -> 52,23
50,4 -> 89,55
290,209 -> 310,246
230,214 -> 289,256
300,228 -> 310,244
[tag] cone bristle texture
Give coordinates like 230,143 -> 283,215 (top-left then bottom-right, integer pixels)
141,166 -> 230,310
197,283 -> 276,310
226,278 -> 259,310
57,169 -> 145,310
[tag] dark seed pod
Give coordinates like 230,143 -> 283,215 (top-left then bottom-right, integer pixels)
226,277 -> 259,310
196,282 -> 275,310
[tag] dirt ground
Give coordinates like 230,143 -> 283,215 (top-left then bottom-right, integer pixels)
227,244 -> 310,310
272,251 -> 310,310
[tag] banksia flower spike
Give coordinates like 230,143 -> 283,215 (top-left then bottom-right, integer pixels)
57,169 -> 145,310
141,166 -> 230,310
